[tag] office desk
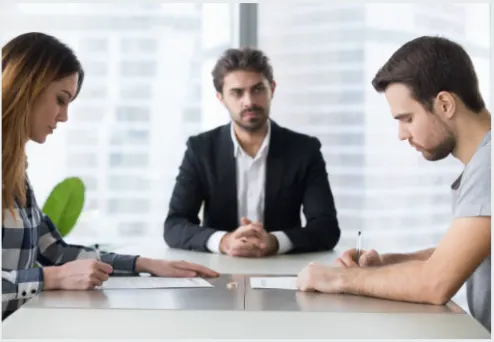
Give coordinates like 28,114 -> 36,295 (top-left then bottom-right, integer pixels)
113,241 -> 337,275
23,274 -> 244,311
3,305 -> 489,339
2,243 -> 490,339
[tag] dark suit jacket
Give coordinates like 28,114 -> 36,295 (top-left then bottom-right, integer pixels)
164,121 -> 340,253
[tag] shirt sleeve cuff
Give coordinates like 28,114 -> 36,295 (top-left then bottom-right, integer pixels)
206,231 -> 227,253
271,231 -> 293,254
100,253 -> 140,274
18,267 -> 43,300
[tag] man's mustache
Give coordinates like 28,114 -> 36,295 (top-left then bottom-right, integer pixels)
241,106 -> 264,116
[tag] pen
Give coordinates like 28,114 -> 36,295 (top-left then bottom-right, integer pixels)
95,243 -> 101,261
355,231 -> 362,265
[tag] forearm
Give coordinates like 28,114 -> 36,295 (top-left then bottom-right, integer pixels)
340,260 -> 445,304
39,241 -> 137,273
134,257 -> 161,273
381,247 -> 435,265
37,215 -> 138,272
164,214 -> 218,251
37,216 -> 96,265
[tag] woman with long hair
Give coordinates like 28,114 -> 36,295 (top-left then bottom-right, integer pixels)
2,32 -> 218,319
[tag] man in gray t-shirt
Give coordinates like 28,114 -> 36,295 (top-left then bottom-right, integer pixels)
295,36 -> 492,334
451,130 -> 491,331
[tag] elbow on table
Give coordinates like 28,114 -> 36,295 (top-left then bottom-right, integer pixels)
426,292 -> 451,306
163,217 -> 179,248
322,221 -> 341,251
421,277 -> 456,306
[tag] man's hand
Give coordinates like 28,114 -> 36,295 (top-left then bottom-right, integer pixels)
43,259 -> 113,290
334,248 -> 383,268
296,262 -> 345,293
135,257 -> 219,278
220,217 -> 278,257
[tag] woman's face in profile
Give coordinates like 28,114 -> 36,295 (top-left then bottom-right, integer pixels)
29,72 -> 78,144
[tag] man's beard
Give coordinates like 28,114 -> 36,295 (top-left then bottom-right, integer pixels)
420,135 -> 456,161
415,118 -> 456,161
233,105 -> 268,133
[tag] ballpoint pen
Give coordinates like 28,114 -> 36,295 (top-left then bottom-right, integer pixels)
95,243 -> 101,261
355,231 -> 362,265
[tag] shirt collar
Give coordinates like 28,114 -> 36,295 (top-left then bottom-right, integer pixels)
230,120 -> 271,158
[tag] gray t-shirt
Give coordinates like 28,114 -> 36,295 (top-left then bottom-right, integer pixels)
451,129 -> 491,332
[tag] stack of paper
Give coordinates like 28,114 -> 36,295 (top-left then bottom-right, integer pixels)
250,277 -> 298,290
99,277 -> 213,289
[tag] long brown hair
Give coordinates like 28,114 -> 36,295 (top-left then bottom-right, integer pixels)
2,32 -> 84,213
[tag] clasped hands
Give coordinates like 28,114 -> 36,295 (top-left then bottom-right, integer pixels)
219,217 -> 279,257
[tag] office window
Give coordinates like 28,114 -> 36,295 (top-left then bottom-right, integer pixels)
110,129 -> 149,146
71,106 -> 106,123
109,153 -> 148,168
115,106 -> 150,122
183,108 -> 201,121
289,90 -> 365,105
312,111 -> 364,125
119,83 -> 153,100
107,198 -> 149,214
285,69 -> 364,85
328,174 -> 365,188
294,5 -> 365,25
66,129 -> 99,145
121,38 -> 158,53
81,176 -> 98,191
318,132 -> 364,146
84,197 -> 98,210
84,60 -> 109,77
80,38 -> 109,53
108,175 -> 150,191
118,221 -> 148,236
67,153 -> 97,168
78,84 -> 107,100
120,60 -> 157,77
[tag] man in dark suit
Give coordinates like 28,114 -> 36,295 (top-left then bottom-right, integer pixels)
164,47 -> 340,257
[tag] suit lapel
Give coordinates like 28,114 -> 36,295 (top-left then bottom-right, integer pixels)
218,123 -> 239,228
264,121 -> 284,227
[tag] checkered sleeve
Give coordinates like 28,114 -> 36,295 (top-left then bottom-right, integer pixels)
37,215 -> 139,274
2,267 -> 43,302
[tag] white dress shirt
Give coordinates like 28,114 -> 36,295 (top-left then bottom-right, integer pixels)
206,121 -> 293,254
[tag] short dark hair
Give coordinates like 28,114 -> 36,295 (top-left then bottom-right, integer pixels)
372,36 -> 485,113
211,47 -> 274,93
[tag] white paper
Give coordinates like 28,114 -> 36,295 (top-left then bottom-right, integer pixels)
99,277 -> 213,289
250,277 -> 298,290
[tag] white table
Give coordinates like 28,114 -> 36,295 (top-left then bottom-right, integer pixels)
2,241 -> 491,339
113,240 -> 337,275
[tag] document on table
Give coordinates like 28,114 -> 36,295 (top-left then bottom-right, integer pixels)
99,277 -> 213,289
250,277 -> 298,290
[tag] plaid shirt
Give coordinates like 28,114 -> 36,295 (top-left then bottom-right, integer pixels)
2,174 -> 139,319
